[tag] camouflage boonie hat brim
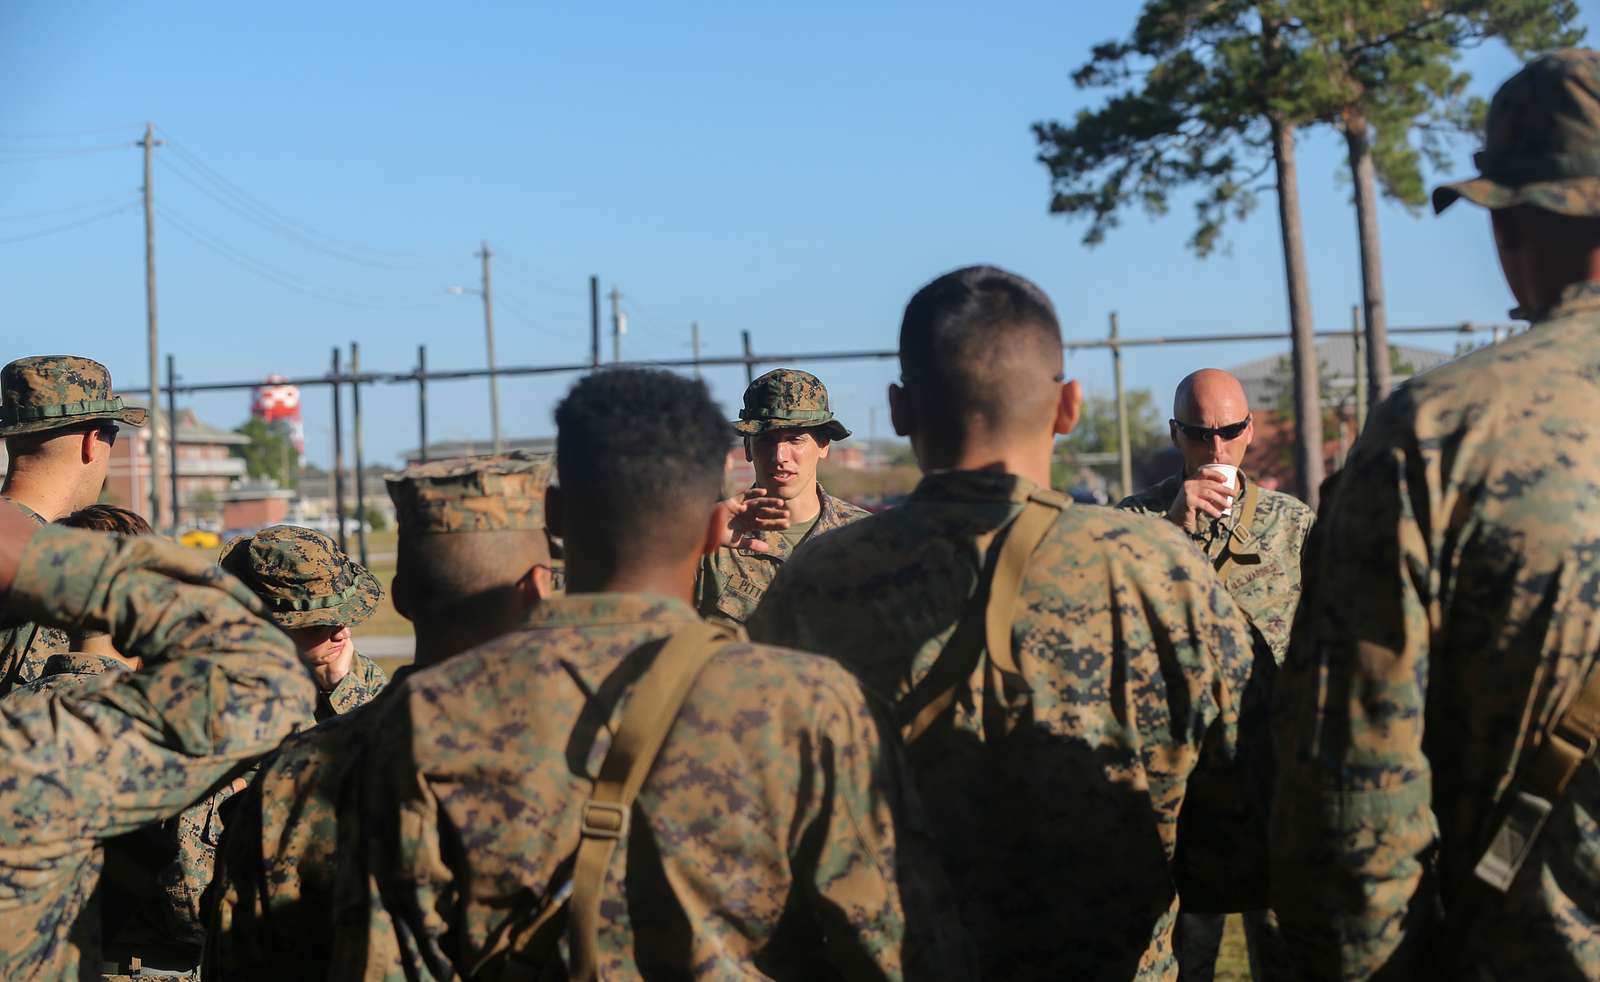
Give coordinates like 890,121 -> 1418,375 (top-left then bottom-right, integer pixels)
0,355 -> 148,437
732,368 -> 851,441
386,450 -> 554,534
1434,50 -> 1600,218
218,525 -> 381,630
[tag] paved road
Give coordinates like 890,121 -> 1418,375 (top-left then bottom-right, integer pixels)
359,634 -> 415,660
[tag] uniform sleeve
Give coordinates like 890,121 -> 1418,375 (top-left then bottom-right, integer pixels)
320,650 -> 389,718
1269,397 -> 1438,979
0,526 -> 316,844
790,679 -> 975,980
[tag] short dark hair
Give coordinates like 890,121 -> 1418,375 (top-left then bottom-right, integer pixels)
58,503 -> 153,536
899,265 -> 1063,434
554,369 -> 731,571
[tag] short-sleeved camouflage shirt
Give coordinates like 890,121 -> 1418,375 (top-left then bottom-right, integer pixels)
1118,472 -> 1314,661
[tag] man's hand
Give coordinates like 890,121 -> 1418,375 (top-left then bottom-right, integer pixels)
713,487 -> 791,553
304,640 -> 355,692
1165,470 -> 1235,533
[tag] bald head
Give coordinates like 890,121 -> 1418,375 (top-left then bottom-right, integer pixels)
1170,369 -> 1253,472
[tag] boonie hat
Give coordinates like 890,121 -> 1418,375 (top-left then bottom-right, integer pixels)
732,369 -> 851,441
1434,49 -> 1600,217
219,525 -> 381,630
0,355 -> 148,437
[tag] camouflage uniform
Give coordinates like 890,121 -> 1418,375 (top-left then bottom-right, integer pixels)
0,355 -> 147,692
695,368 -> 868,626
206,453 -> 555,981
328,592 -> 970,980
1272,50 -> 1600,980
748,470 -> 1269,980
0,523 -> 315,981
1118,472 -> 1314,662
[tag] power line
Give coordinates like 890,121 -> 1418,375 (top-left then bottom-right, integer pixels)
493,291 -> 585,342
156,128 -> 444,268
0,142 -> 132,161
156,203 -> 438,311
156,153 -> 436,271
0,202 -> 138,245
0,190 -> 139,223
0,123 -> 143,140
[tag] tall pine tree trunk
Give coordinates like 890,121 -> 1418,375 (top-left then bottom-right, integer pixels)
1345,112 -> 1391,414
1270,116 -> 1325,507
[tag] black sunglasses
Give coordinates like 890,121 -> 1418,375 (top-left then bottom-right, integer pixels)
95,423 -> 119,447
1171,415 -> 1250,443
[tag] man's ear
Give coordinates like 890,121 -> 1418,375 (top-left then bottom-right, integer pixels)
1054,379 -> 1083,437
545,486 -> 563,537
390,570 -> 413,623
743,436 -> 753,463
816,435 -> 831,460
81,428 -> 100,465
700,505 -> 725,557
888,383 -> 912,437
516,564 -> 554,608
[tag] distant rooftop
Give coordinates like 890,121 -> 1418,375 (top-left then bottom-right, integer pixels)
1228,337 -> 1456,409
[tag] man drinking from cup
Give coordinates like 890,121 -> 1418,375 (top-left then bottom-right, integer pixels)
1116,367 -> 1313,982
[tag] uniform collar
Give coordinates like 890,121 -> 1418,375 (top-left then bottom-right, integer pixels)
520,592 -> 700,631
1528,279 -> 1600,323
40,651 -> 129,678
912,469 -> 1071,508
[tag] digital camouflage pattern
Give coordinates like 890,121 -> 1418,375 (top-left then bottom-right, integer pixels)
0,354 -> 148,436
731,367 -> 852,440
1434,49 -> 1600,219
218,524 -> 382,630
385,449 -> 553,532
9,652 -> 130,696
1118,471 -> 1314,661
207,454 -> 553,980
695,483 -> 869,626
0,524 -> 315,981
748,470 -> 1271,980
0,501 -> 69,693
325,592 -> 971,980
1270,281 -> 1600,979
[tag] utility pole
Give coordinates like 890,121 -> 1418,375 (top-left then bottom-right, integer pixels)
691,322 -> 702,379
610,286 -> 624,363
1110,312 -> 1133,499
350,342 -> 369,567
140,122 -> 163,527
478,241 -> 502,453
589,275 -> 601,368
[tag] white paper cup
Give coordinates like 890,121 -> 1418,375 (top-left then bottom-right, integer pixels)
1199,463 -> 1239,517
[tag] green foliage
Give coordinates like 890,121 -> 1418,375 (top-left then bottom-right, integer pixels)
1052,389 -> 1167,489
1034,0 -> 1582,252
232,417 -> 300,488
363,506 -> 389,533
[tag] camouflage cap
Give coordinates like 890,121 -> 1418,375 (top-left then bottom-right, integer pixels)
218,525 -> 381,630
0,355 -> 149,437
732,368 -> 851,441
1434,49 -> 1600,217
385,450 -> 554,534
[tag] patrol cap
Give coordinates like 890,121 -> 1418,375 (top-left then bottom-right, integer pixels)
732,368 -> 851,441
1434,49 -> 1600,217
218,525 -> 381,630
0,355 -> 148,437
385,450 -> 554,534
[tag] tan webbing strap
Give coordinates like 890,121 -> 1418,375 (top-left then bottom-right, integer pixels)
1213,479 -> 1259,581
901,496 -> 1063,743
482,621 -> 734,980
1472,658 -> 1600,892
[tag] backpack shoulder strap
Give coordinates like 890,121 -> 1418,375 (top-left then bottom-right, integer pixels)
1214,479 -> 1260,581
901,495 -> 1064,743
1472,657 -> 1600,892
481,620 -> 736,980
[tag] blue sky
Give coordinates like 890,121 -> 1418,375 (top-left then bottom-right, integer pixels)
3,2 -> 1595,467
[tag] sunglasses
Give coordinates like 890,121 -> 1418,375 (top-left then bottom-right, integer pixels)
1171,416 -> 1250,443
92,423 -> 119,447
